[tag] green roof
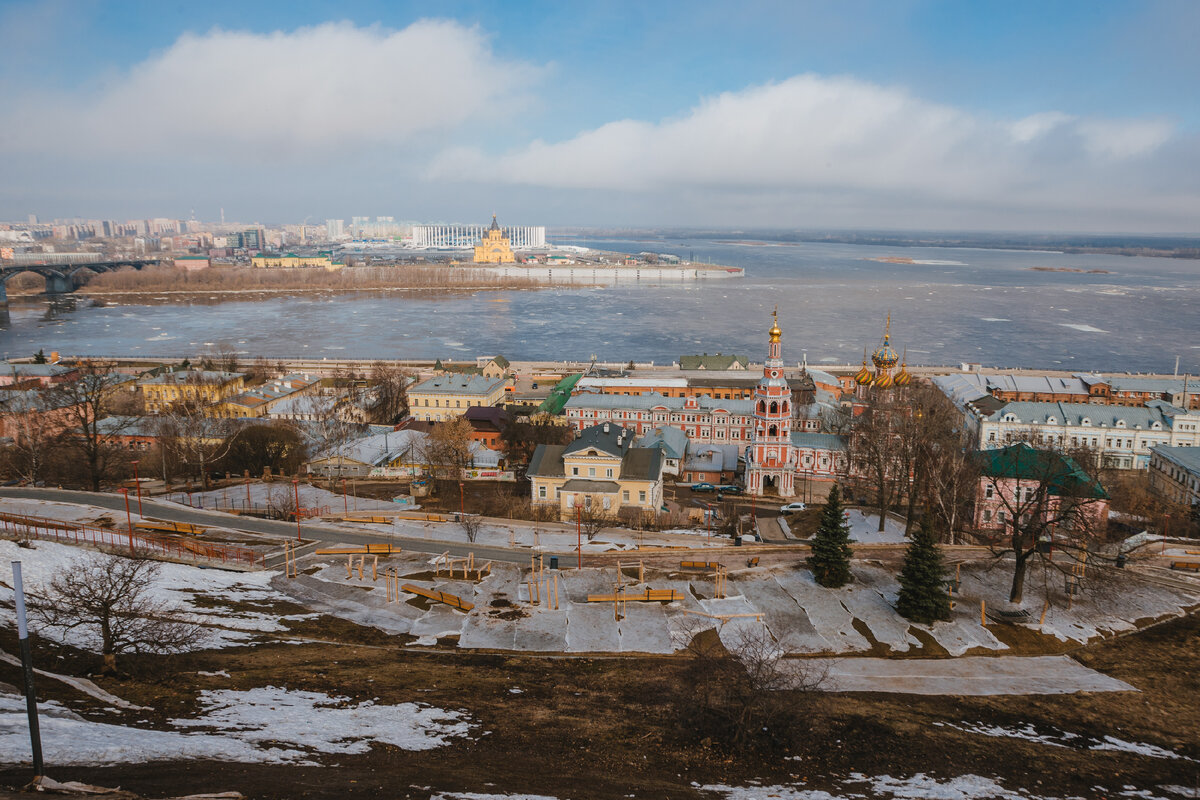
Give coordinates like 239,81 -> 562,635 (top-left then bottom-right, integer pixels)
538,373 -> 583,415
976,443 -> 1107,499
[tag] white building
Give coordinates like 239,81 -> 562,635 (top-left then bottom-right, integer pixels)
971,400 -> 1200,470
325,219 -> 345,240
411,223 -> 546,250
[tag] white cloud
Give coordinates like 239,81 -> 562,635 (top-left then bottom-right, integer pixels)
428,73 -> 1192,228
8,20 -> 541,159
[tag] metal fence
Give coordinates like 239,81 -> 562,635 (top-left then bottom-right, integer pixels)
0,511 -> 265,569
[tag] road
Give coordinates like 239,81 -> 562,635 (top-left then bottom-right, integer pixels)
0,487 -> 564,568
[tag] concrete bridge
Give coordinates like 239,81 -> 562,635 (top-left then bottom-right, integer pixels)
0,258 -> 163,304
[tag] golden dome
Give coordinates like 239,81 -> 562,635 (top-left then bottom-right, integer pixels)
768,307 -> 782,343
855,351 -> 873,385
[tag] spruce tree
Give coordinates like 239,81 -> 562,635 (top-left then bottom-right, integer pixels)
808,483 -> 853,587
895,517 -> 952,624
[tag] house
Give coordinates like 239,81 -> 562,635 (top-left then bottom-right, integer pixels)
140,370 -> 246,414
0,390 -> 86,441
528,423 -> 664,521
681,444 -> 742,484
211,375 -> 321,419
0,361 -> 79,387
679,353 -> 749,371
464,405 -> 509,450
251,253 -> 333,269
1148,445 -> 1200,510
409,374 -> 508,422
634,426 -> 689,476
973,443 -> 1108,535
305,427 -> 501,479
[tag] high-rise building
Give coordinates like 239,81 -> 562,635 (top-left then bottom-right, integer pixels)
325,219 -> 345,240
243,227 -> 266,251
27,214 -> 37,225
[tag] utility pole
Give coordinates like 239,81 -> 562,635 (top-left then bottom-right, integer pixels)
10,563 -> 43,781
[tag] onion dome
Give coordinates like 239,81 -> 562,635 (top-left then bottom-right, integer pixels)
768,307 -> 782,343
874,370 -> 894,389
871,334 -> 900,371
894,349 -> 911,386
855,351 -> 873,385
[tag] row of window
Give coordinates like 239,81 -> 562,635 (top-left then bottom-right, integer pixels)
536,485 -> 648,504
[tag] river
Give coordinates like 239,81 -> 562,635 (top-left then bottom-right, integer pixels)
1,238 -> 1197,374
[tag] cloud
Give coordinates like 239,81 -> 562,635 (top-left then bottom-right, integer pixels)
6,20 -> 541,159
427,74 -> 1193,229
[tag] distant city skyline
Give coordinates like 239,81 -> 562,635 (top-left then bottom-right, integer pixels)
1,1 -> 1198,232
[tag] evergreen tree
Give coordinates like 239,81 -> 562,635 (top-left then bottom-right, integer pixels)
808,483 -> 853,587
32,349 -> 47,364
895,517 -> 952,624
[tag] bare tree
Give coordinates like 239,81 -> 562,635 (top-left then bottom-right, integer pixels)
368,361 -> 411,424
155,393 -> 236,490
422,417 -> 476,486
0,390 -> 59,485
848,390 -> 905,532
679,621 -> 827,751
459,513 -> 484,543
578,504 -> 617,541
30,552 -> 203,672
977,442 -> 1109,605
49,361 -> 139,491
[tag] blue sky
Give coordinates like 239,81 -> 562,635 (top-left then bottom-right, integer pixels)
2,0 -> 1198,231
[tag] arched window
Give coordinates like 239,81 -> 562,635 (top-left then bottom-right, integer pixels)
781,401 -> 789,414
769,424 -> 778,437
769,401 -> 778,414
757,400 -> 766,413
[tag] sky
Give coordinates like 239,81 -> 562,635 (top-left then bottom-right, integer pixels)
1,0 -> 1198,232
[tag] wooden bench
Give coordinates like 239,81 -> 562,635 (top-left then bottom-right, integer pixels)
314,543 -> 401,556
1170,560 -> 1200,573
680,560 -> 720,570
588,588 -> 683,603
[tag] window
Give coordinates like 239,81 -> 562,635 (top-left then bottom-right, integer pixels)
584,495 -> 592,509
638,491 -> 646,502
606,468 -> 613,477
985,485 -> 994,499
538,486 -> 546,499
983,509 -> 992,522
566,494 -> 574,508
623,490 -> 630,502
572,467 -> 579,476
588,467 -> 596,477
997,510 -> 1006,523
602,496 -> 611,510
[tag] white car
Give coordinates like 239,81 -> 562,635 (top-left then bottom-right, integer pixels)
779,502 -> 807,514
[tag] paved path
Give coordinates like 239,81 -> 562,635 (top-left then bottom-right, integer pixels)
800,655 -> 1136,695
0,487 -> 547,567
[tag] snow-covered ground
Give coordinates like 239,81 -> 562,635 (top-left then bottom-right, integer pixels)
703,774 -> 1200,800
0,539 -> 311,650
183,481 -> 401,513
845,509 -> 908,544
0,686 -> 474,767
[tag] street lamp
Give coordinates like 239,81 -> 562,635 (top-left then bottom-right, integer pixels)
342,478 -> 348,515
119,488 -> 134,555
130,459 -> 142,517
292,478 -> 301,541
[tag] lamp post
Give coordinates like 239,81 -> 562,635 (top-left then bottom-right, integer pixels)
119,488 -> 134,555
576,503 -> 582,570
342,478 -> 348,515
459,481 -> 465,518
130,459 -> 142,516
292,478 -> 301,541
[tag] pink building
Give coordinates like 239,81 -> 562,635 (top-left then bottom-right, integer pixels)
974,443 -> 1109,537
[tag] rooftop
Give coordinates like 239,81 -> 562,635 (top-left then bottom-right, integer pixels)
1150,444 -> 1200,476
565,391 -> 754,414
411,373 -> 507,396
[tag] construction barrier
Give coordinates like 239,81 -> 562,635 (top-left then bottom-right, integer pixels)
0,512 -> 265,569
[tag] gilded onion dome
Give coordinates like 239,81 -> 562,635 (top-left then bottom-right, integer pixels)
894,348 -> 912,386
855,350 -> 874,385
768,307 -> 782,343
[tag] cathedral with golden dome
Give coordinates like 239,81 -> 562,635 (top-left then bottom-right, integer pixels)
473,215 -> 516,263
855,314 -> 911,390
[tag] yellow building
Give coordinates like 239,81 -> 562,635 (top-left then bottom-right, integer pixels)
409,373 -> 509,422
472,216 -> 515,264
140,370 -> 246,414
528,423 -> 664,521
210,375 -> 321,419
252,253 -> 336,269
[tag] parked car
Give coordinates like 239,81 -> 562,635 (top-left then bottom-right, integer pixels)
690,482 -> 717,493
717,484 -> 744,495
779,502 -> 808,514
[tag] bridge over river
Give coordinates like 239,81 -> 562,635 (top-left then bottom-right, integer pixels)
0,258 -> 163,304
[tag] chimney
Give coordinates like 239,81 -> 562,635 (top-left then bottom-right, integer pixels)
603,422 -> 609,433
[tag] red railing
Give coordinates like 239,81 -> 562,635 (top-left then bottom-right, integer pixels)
0,512 -> 266,569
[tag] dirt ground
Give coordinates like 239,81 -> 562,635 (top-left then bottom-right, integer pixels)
1,598 -> 1198,800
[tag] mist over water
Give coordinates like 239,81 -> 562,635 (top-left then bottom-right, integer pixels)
2,238 -> 1197,374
